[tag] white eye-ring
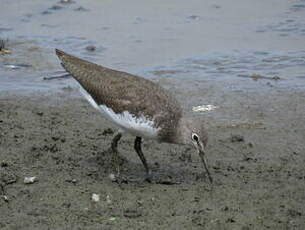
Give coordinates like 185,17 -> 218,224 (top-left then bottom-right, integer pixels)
192,133 -> 199,142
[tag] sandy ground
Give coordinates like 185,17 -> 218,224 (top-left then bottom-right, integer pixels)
0,86 -> 304,229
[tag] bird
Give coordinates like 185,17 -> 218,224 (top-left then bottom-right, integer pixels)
55,49 -> 212,183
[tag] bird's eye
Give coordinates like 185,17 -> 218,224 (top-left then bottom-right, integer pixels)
192,133 -> 199,142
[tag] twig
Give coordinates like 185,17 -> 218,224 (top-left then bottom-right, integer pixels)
43,73 -> 71,80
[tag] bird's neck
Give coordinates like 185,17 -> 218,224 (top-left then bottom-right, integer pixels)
170,118 -> 187,145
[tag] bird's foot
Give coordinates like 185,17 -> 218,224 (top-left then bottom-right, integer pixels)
143,172 -> 152,183
195,171 -> 214,184
109,171 -> 152,184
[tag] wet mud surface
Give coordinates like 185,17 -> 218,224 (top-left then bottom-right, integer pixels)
0,88 -> 304,229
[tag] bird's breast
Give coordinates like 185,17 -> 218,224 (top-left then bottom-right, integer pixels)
99,105 -> 160,138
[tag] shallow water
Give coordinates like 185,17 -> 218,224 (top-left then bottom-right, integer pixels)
1,0 -> 305,93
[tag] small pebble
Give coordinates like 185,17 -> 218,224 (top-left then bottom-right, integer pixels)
92,193 -> 100,202
157,176 -> 176,185
41,10 -> 52,15
4,64 -> 20,70
60,0 -> 73,3
266,82 -> 273,87
193,196 -> 200,202
123,208 -> 142,218
2,195 -> 9,202
226,217 -> 236,223
287,209 -> 302,217
0,49 -> 11,55
36,111 -> 44,116
272,75 -> 281,80
74,6 -> 89,12
231,134 -> 244,143
66,178 -> 77,184
102,128 -> 114,136
24,176 -> 37,184
108,173 -> 116,182
106,194 -> 112,204
137,199 -> 144,205
0,161 -> 8,167
50,5 -> 62,10
187,15 -> 200,20
85,45 -> 96,52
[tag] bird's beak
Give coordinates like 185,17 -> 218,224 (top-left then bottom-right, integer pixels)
197,142 -> 213,183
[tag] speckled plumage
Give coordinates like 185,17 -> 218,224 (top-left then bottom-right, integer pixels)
55,49 -> 182,143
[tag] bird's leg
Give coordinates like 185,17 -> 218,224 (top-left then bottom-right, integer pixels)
111,132 -> 123,177
199,151 -> 213,183
134,136 -> 152,182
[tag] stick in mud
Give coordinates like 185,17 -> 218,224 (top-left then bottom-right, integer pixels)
43,73 -> 71,80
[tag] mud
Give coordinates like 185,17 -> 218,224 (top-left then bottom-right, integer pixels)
0,87 -> 304,229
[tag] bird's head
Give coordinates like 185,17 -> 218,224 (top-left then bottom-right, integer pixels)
176,117 -> 212,182
176,118 -> 208,148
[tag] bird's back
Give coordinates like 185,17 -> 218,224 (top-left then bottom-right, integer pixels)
55,49 -> 182,142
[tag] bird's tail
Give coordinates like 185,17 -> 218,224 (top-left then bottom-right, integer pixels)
55,49 -> 97,82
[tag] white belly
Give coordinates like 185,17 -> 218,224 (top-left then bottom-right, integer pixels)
80,87 -> 159,138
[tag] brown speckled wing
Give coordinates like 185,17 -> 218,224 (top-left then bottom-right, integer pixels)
55,49 -> 182,142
